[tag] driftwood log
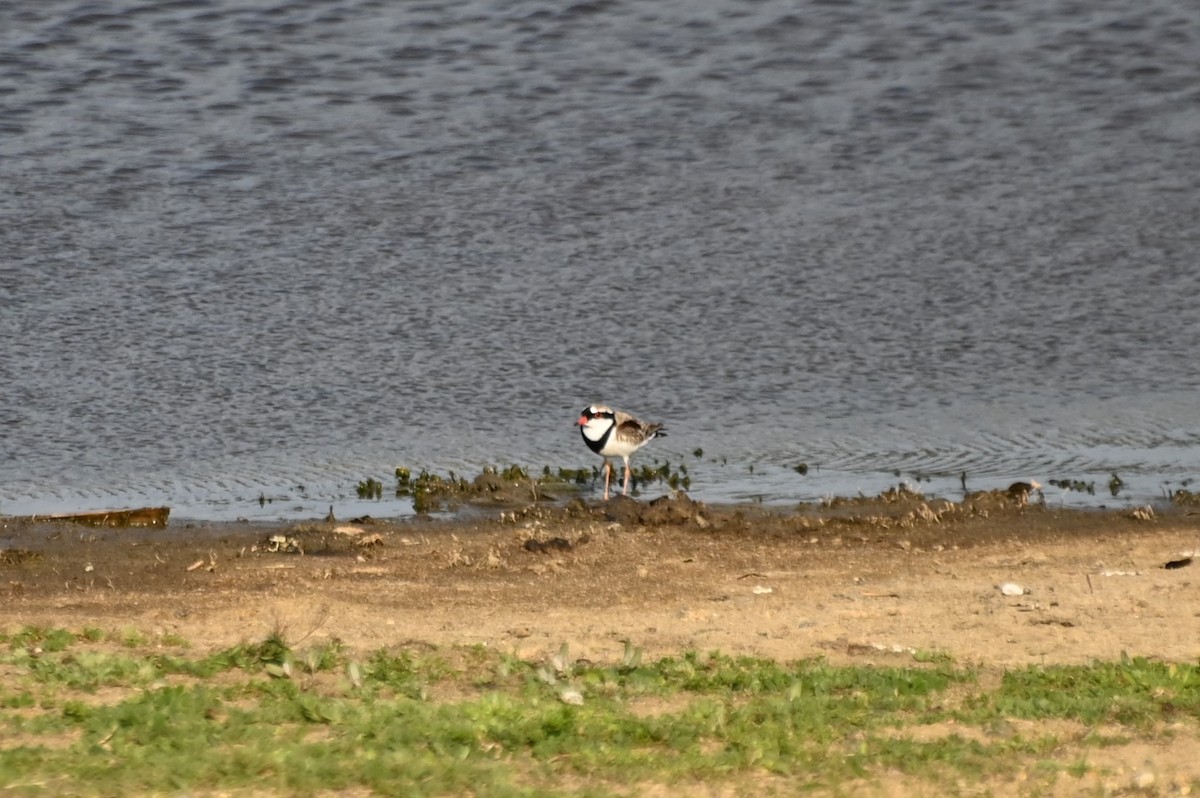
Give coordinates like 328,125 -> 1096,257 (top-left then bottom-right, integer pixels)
11,507 -> 170,528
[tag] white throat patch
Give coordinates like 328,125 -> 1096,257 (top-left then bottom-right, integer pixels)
580,416 -> 614,444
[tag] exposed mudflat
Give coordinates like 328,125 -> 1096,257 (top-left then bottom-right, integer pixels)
3,490 -> 1198,670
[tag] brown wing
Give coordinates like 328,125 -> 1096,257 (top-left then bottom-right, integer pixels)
615,412 -> 666,445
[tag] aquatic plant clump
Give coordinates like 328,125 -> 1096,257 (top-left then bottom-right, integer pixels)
1049,478 -> 1095,495
355,477 -> 383,500
349,461 -> 699,513
631,460 -> 691,493
388,465 -> 589,514
1169,488 -> 1200,506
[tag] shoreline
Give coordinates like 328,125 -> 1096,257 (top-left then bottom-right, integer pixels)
2,487 -> 1198,669
2,454 -> 1193,524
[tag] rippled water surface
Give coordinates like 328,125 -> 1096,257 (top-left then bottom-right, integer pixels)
2,0 -> 1199,519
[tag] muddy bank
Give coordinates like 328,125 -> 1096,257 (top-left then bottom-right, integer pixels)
2,489 -> 1198,668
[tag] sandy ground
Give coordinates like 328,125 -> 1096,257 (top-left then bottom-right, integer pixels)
4,489 -> 1197,666
4,488 -> 1200,794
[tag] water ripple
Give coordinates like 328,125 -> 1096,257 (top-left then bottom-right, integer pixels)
1,0 -> 1198,518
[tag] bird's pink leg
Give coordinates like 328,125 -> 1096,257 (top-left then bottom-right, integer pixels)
622,457 -> 632,495
602,461 -> 612,500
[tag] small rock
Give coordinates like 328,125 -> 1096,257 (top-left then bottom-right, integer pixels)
267,534 -> 302,553
558,687 -> 584,706
999,582 -> 1029,597
1131,768 -> 1156,790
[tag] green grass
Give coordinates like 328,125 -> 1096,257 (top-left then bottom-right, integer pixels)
959,654 -> 1200,727
1,629 -> 1198,796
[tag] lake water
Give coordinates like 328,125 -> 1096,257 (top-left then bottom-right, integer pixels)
2,0 -> 1199,521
